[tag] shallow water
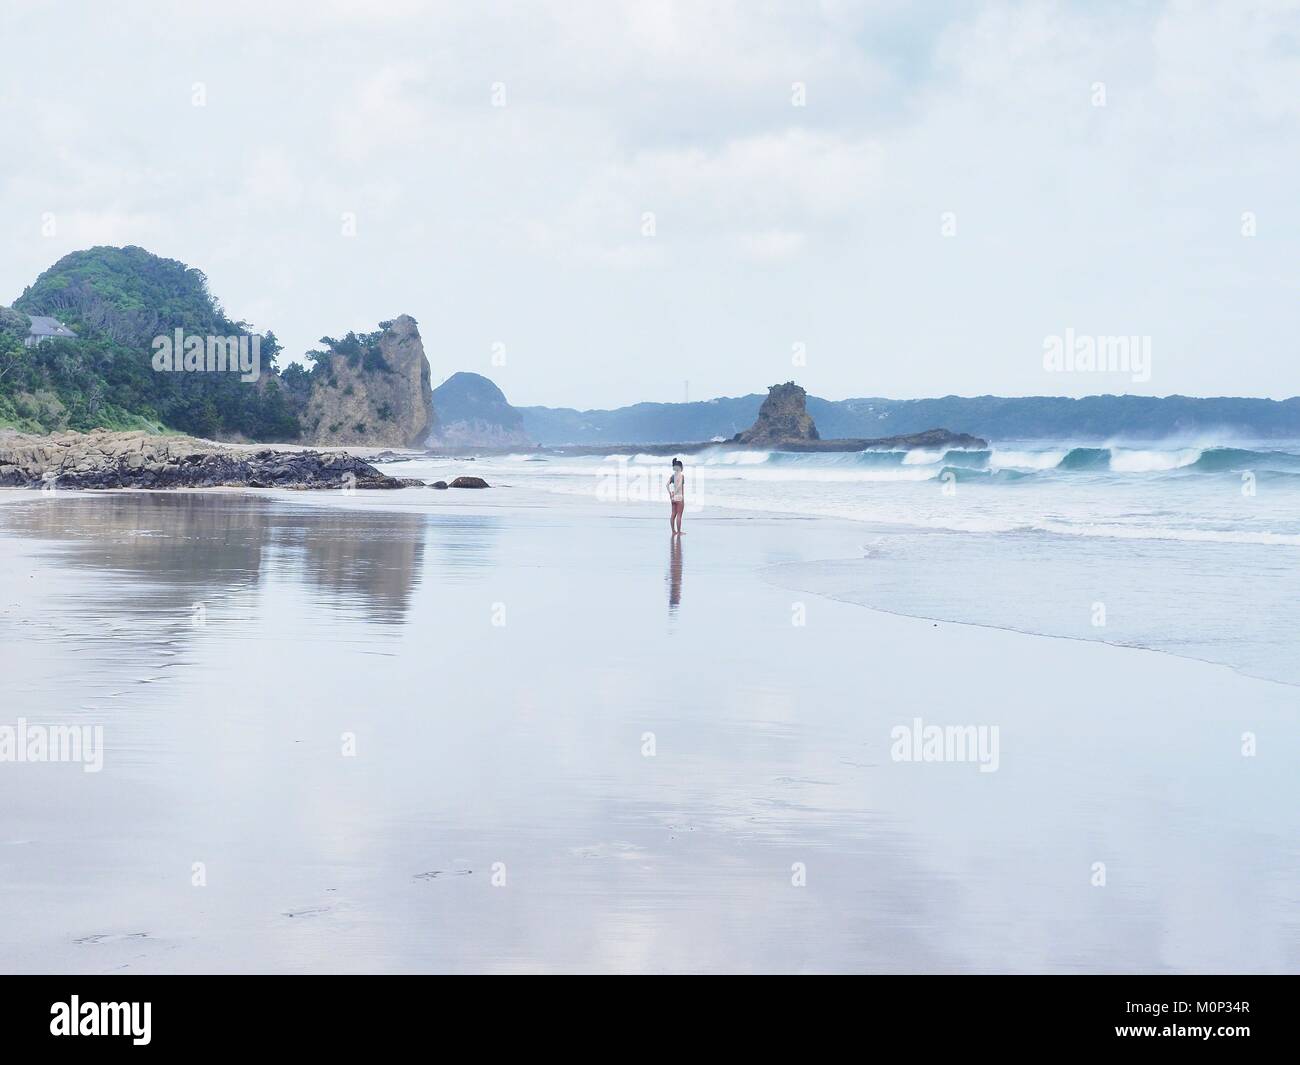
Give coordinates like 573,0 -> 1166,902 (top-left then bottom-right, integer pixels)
0,491 -> 1296,973
400,444 -> 1300,686
768,527 -> 1300,686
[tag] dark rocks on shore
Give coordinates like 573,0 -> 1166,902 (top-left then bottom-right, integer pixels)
0,429 -> 412,490
425,475 -> 488,489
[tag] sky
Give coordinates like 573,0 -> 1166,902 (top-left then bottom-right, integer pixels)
2,0 -> 1298,409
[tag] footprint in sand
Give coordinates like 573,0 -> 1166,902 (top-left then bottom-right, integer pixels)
74,932 -> 149,945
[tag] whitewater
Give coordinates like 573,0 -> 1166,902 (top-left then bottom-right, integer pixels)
467,441 -> 1300,546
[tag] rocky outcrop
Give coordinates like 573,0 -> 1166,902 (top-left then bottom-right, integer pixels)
779,428 -> 988,452
0,429 -> 413,490
299,315 -> 434,448
448,476 -> 489,489
732,382 -> 819,445
427,372 -> 530,448
727,382 -> 985,452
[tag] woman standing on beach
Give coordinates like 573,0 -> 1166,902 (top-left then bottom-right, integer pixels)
667,458 -> 685,534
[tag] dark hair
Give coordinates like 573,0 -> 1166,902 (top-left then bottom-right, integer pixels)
672,458 -> 683,468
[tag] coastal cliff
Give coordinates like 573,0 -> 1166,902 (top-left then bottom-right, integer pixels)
296,315 -> 434,448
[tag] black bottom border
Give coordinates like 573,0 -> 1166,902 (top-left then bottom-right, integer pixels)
3,974 -> 1290,1052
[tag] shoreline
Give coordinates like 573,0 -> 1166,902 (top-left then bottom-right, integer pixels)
5,472 -> 1295,702
4,473 -> 1295,690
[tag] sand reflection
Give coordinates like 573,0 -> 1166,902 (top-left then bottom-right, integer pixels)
667,534 -> 683,612
0,493 -> 452,625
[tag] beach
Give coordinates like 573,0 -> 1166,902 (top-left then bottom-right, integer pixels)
0,480 -> 1295,974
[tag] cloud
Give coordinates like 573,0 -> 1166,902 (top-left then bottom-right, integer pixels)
55,210 -> 164,245
2,0 -> 1299,404
544,129 -> 882,265
333,63 -> 429,162
240,150 -> 307,211
738,229 -> 807,261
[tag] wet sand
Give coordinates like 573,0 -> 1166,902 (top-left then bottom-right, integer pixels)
0,488 -> 1296,973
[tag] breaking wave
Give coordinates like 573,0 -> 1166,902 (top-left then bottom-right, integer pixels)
664,443 -> 1300,480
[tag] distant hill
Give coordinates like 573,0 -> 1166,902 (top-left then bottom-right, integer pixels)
429,372 -> 530,447
518,392 -> 1300,444
4,246 -> 297,439
519,394 -> 764,445
808,395 -> 1300,442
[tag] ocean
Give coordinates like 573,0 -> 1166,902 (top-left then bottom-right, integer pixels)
388,442 -> 1300,687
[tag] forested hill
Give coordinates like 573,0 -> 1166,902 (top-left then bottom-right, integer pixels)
2,246 -> 297,439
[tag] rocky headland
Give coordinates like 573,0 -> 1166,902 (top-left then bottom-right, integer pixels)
0,429 -> 429,490
296,315 -> 435,448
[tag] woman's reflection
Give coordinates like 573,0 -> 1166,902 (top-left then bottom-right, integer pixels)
667,533 -> 683,612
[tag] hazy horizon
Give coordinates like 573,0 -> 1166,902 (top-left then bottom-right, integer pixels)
473,378 -> 1300,411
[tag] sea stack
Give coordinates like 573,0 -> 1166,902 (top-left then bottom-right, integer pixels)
732,381 -> 819,445
298,315 -> 435,448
